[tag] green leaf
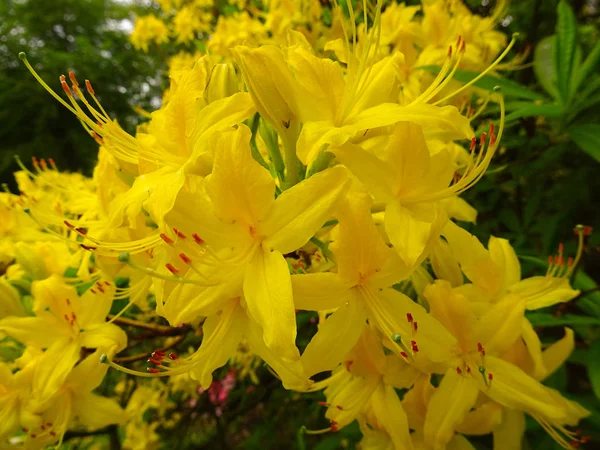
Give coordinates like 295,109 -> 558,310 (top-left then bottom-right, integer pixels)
572,39 -> 600,94
504,104 -> 563,122
588,339 -> 600,399
534,36 -> 560,100
574,271 -> 600,317
555,0 -> 578,104
526,312 -> 600,327
416,66 -> 547,101
569,124 -> 600,162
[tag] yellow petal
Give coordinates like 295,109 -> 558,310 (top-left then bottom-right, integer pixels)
364,287 -> 458,363
324,372 -> 379,427
291,272 -> 351,311
476,294 -> 525,356
448,435 -> 477,450
456,402 -> 503,435
443,196 -> 478,223
243,249 -> 299,361
0,279 -> 25,318
0,316 -> 68,348
370,383 -> 414,450
520,318 -> 547,380
424,368 -> 479,450
67,351 -> 108,393
541,328 -> 574,381
246,314 -> 310,391
72,393 -> 129,430
261,166 -> 350,254
382,354 -> 421,389
442,221 -> 501,293
430,238 -> 464,287
190,300 -> 245,388
332,193 -> 399,285
475,356 -> 565,420
488,236 -> 521,290
385,201 -> 444,268
80,323 -> 127,356
301,298 -> 366,377
425,280 -> 477,351
77,282 -> 115,327
508,276 -> 580,310
206,125 -> 275,227
492,409 -> 525,450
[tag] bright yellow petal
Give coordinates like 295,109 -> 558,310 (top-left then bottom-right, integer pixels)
430,238 -> 464,287
456,402 -> 503,435
190,300 -> 244,388
443,196 -> 478,223
488,236 -> 521,290
72,393 -> 129,430
245,314 -> 310,391
520,318 -> 547,380
424,368 -> 479,450
0,316 -> 68,348
508,276 -> 580,310
382,354 -> 421,389
541,328 -> 574,381
447,435 -> 477,450
476,294 -> 525,356
492,409 -> 525,450
206,125 -> 275,227
301,298 -> 365,377
0,279 -> 26,318
67,351 -> 108,393
243,249 -> 299,361
370,383 -> 414,450
385,201 -> 444,268
261,166 -> 350,254
80,323 -> 127,356
291,272 -> 350,311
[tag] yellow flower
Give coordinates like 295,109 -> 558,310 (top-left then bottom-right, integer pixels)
131,15 -> 170,52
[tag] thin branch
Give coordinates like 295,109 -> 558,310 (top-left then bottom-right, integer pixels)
108,315 -> 187,334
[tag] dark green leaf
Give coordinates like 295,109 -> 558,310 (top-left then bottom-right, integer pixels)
569,124 -> 600,162
555,0 -> 578,104
504,104 -> 563,122
572,39 -> 600,95
534,36 -> 560,100
588,339 -> 600,399
526,312 -> 600,327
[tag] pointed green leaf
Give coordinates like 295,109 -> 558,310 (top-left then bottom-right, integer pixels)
504,104 -> 563,122
589,339 -> 600,399
534,36 -> 560,100
569,124 -> 600,162
572,40 -> 600,94
555,0 -> 578,104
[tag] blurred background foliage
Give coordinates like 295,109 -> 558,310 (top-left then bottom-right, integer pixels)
1,0 -> 600,449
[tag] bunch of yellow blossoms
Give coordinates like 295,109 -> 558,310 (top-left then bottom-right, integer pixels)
0,0 -> 593,448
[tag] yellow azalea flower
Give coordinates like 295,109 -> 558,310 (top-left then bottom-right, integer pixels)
420,280 -> 587,449
0,278 -> 26,319
173,6 -> 204,44
295,193 -> 456,376
441,220 -> 582,309
310,327 -> 418,449
147,125 -> 350,362
0,275 -> 126,405
131,15 -> 170,52
0,359 -> 36,442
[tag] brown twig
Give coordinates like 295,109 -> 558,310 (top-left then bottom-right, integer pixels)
107,315 -> 184,334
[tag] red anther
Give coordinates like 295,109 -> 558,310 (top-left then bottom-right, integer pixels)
470,137 -> 477,151
41,425 -> 46,431
75,227 -> 87,235
448,45 -> 453,58
31,434 -> 37,439
548,255 -> 553,265
80,244 -> 97,251
90,288 -> 96,294
490,133 -> 497,145
61,78 -> 72,96
104,281 -> 110,286
179,253 -> 192,264
400,351 -> 409,358
46,423 -> 52,427
173,228 -> 186,239
581,436 -> 590,443
90,131 -> 104,145
489,123 -> 495,135
558,242 -> 564,255
21,428 -> 28,433
68,71 -> 79,87
71,312 -> 76,322
147,367 -> 160,373
66,298 -> 70,305
85,79 -> 95,95
192,233 -> 204,245
456,35 -> 462,47
477,342 -> 484,352
64,220 -> 75,229
317,401 -> 328,407
291,262 -> 298,269
582,225 -> 593,236
148,357 -> 162,365
480,132 -> 487,147
558,256 -> 564,267
411,340 -> 419,352
160,233 -> 174,244
152,350 -> 166,357
50,431 -> 57,437
64,314 -> 70,321
488,373 -> 493,381
166,263 -> 180,275
466,366 -> 471,373
336,405 -> 344,410
460,40 -> 466,53
406,313 -> 414,323
168,352 -> 179,360
40,159 -> 47,170
97,285 -> 105,293
567,257 -> 574,267
330,420 -> 339,432
456,366 -> 462,375
413,321 -> 418,332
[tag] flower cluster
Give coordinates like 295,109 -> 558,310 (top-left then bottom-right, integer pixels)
0,0 -> 592,448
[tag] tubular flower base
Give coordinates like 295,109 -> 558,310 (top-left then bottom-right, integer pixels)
0,0 -> 594,449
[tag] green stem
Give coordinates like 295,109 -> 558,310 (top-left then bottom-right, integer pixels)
282,134 -> 299,188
